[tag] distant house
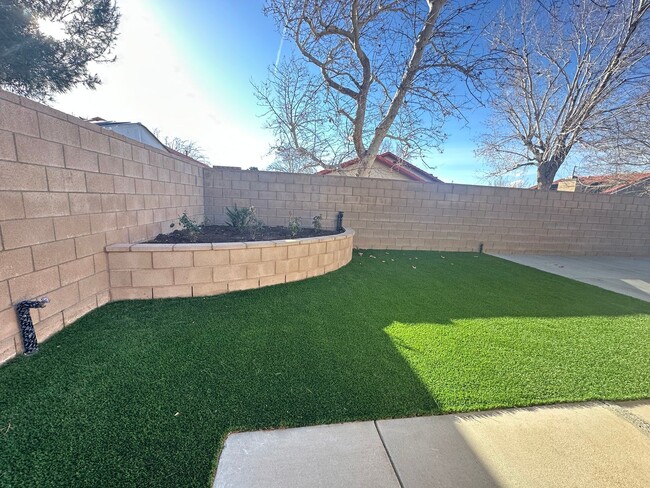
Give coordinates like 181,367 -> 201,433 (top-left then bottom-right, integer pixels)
317,152 -> 442,183
88,118 -> 210,167
532,173 -> 650,196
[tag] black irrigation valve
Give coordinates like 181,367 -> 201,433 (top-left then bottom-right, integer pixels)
336,211 -> 344,232
15,297 -> 49,356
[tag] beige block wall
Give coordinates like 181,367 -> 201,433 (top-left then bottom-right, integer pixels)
106,230 -> 354,299
204,168 -> 650,256
0,90 -> 205,363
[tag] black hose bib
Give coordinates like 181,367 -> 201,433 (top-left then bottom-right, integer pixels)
336,211 -> 344,232
15,298 -> 49,356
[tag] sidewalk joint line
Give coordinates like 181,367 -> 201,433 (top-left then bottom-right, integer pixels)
374,420 -> 405,488
601,401 -> 650,438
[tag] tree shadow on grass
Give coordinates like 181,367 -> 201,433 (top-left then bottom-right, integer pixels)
1,251 -> 648,486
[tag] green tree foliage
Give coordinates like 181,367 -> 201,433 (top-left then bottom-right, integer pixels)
0,0 -> 120,100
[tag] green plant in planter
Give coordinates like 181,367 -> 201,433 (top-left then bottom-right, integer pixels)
170,212 -> 201,242
225,205 -> 265,239
225,205 -> 254,228
312,214 -> 322,231
288,214 -> 302,238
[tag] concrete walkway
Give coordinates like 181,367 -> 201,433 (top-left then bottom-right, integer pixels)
492,255 -> 650,302
213,400 -> 650,487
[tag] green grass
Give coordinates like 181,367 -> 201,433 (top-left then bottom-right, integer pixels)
1,251 -> 649,487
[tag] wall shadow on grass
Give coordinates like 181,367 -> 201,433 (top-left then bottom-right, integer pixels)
1,251 -> 649,487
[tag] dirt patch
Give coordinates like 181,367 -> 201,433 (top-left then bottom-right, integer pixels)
147,225 -> 343,244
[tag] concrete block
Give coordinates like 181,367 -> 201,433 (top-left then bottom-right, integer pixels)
0,308 -> 19,341
0,99 -> 39,136
23,192 -> 70,218
173,267 -> 213,285
32,239 -> 76,271
101,194 -> 126,212
194,250 -> 230,266
8,266 -> 60,301
276,259 -> 300,274
285,271 -> 307,283
46,167 -> 87,192
86,172 -> 115,193
111,287 -> 152,301
230,248 -> 261,264
0,336 -> 17,364
153,251 -> 193,268
261,246 -> 287,261
15,134 -> 65,167
108,251 -> 152,270
192,282 -> 228,297
131,268 -> 174,287
0,192 -> 25,221
0,247 -> 33,281
38,283 -> 80,319
38,113 -> 80,146
69,193 -> 102,215
98,154 -> 124,175
153,285 -> 192,298
109,137 -> 132,159
0,161 -> 48,191
78,271 -> 109,299
90,213 -> 117,233
259,274 -> 285,287
64,145 -> 99,172
247,261 -> 275,279
228,278 -> 259,292
53,215 -> 90,239
1,217 -> 55,249
34,312 -> 64,342
62,295 -> 97,325
80,127 -> 110,154
213,264 -> 247,282
110,270 -> 132,287
73,230 -> 107,257
59,256 -> 95,286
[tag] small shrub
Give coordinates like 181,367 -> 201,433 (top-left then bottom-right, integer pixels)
225,205 -> 265,239
312,214 -> 322,231
179,212 -> 200,233
247,208 -> 265,240
171,212 -> 201,242
226,205 -> 254,228
288,214 -> 302,238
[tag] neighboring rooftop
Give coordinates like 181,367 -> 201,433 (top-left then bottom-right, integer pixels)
531,172 -> 650,195
88,118 -> 210,167
317,152 -> 442,183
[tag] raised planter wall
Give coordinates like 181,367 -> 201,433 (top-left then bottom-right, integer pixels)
106,229 -> 354,300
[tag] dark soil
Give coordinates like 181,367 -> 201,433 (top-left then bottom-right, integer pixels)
147,225 -> 343,244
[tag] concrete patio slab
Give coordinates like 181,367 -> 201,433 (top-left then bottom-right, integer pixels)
492,255 -> 650,301
213,421 -> 400,488
214,401 -> 650,488
377,402 -> 650,488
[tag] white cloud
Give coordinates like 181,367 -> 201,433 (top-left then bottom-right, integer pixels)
52,1 -> 271,168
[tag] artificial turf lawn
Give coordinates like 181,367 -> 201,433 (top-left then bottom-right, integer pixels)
1,251 -> 649,487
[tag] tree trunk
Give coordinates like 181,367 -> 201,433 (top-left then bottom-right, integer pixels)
536,160 -> 561,190
356,153 -> 378,177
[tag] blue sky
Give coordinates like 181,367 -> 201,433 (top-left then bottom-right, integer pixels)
53,0 -> 491,184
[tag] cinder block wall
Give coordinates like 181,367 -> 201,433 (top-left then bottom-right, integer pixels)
0,90 -> 204,362
204,168 -> 650,255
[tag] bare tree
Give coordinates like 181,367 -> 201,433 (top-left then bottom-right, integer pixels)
153,129 -> 209,164
478,0 -> 650,190
258,0 -> 484,176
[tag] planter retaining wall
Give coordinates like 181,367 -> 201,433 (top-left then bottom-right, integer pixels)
106,229 -> 354,300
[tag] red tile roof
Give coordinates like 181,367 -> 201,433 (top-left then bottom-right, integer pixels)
317,152 -> 442,183
531,172 -> 650,194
